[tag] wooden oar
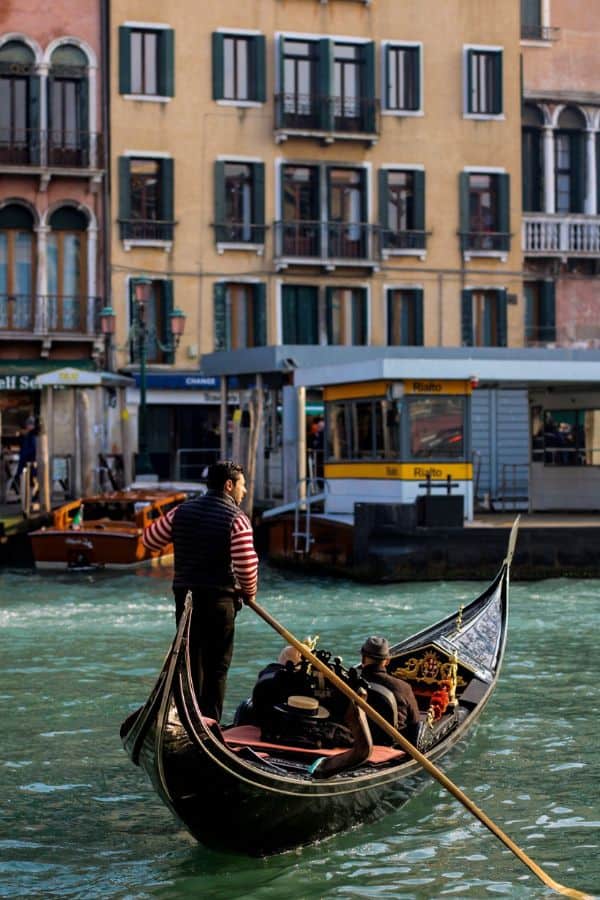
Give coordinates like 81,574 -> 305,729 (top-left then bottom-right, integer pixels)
245,595 -> 593,900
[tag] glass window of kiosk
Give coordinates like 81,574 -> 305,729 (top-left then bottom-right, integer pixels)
532,407 -> 600,466
407,395 -> 466,459
326,398 -> 401,460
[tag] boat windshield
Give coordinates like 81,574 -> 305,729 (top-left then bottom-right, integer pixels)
81,501 -> 135,522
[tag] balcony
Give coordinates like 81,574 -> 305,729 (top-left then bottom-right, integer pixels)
274,94 -> 379,145
0,130 -> 104,185
520,25 -> 560,41
460,231 -> 511,261
523,214 -> 600,259
381,229 -> 429,260
274,220 -> 381,269
213,222 -> 267,253
0,294 -> 103,336
526,322 -> 600,350
119,219 -> 176,250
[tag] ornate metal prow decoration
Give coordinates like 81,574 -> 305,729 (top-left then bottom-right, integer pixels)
455,604 -> 464,632
504,515 -> 521,568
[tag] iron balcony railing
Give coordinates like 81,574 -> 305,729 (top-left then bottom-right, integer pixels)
119,219 -> 176,242
459,231 -> 511,253
0,129 -> 103,168
274,220 -> 382,262
381,228 -> 428,252
521,24 -> 560,41
0,294 -> 103,333
523,214 -> 600,256
275,92 -> 379,135
526,323 -> 600,350
212,222 -> 267,244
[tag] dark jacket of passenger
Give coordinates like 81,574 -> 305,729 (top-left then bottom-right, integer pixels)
361,663 -> 420,735
170,490 -> 243,593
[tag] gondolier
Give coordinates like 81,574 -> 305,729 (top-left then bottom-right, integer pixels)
142,460 -> 258,720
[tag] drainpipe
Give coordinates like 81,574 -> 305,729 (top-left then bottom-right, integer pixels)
100,0 -> 111,365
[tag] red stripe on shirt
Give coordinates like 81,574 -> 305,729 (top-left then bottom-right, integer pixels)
142,506 -> 176,551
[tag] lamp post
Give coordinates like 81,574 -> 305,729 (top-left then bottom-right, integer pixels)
100,279 -> 186,480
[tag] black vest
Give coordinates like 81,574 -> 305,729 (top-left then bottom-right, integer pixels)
171,490 -> 243,593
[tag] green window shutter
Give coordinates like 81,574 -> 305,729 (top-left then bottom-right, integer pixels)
253,35 -> 266,102
540,280 -> 556,341
386,290 -> 395,344
413,289 -> 424,345
118,157 -> 131,233
384,44 -> 391,109
570,132 -> 586,213
325,286 -> 334,344
297,286 -> 318,344
212,32 -> 224,100
162,280 -> 175,363
158,29 -> 175,97
159,158 -> 174,236
318,39 -> 333,130
413,169 -> 425,233
524,283 -> 534,342
466,49 -> 474,114
282,285 -> 298,343
496,289 -> 508,347
214,160 -> 226,242
352,289 -> 367,345
493,51 -> 503,114
28,75 -> 41,164
252,283 -> 267,346
119,26 -> 132,94
214,282 -> 230,350
276,36 -> 285,127
459,172 -> 471,252
378,168 -> 389,230
522,130 -> 541,211
461,289 -> 473,346
497,173 -> 510,250
413,47 -> 421,110
363,42 -> 376,131
521,0 -> 542,29
252,162 -> 265,243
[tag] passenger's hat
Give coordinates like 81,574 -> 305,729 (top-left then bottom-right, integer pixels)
277,695 -> 330,719
361,635 -> 391,660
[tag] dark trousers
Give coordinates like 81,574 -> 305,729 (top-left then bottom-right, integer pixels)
174,588 -> 237,722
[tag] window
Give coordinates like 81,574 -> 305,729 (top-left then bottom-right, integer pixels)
326,398 -> 401,461
379,169 -> 426,252
118,156 -> 174,242
384,44 -> 421,112
277,164 -> 369,262
0,204 -> 35,331
459,172 -> 510,254
119,25 -> 174,97
212,32 -> 265,103
281,285 -> 318,344
525,281 -> 555,344
214,160 -> 265,245
0,41 -> 39,165
278,37 -> 376,134
387,288 -> 423,345
555,128 -> 585,214
47,207 -> 87,332
213,282 -> 266,350
48,45 -> 89,167
521,0 -> 543,40
408,396 -> 466,460
129,278 -> 174,364
465,48 -> 503,116
532,408 -> 600,466
522,104 -> 543,212
461,289 -> 508,347
326,287 -> 367,345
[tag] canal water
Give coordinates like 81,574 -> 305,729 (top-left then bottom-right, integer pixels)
1,565 -> 598,899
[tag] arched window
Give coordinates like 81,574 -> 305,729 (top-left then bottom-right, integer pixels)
0,41 -> 40,164
555,107 -> 586,214
48,207 -> 87,331
522,103 -> 543,212
0,204 -> 35,331
48,45 -> 89,167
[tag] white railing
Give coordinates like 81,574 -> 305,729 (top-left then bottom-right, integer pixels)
523,214 -> 600,256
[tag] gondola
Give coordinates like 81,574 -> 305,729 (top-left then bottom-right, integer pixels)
120,523 -> 516,857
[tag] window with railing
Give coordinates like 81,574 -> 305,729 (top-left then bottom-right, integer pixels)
459,171 -> 510,254
0,203 -> 35,331
379,168 -> 427,252
119,156 -> 174,242
0,40 -> 39,165
532,407 -> 600,466
214,160 -> 265,245
47,206 -> 87,331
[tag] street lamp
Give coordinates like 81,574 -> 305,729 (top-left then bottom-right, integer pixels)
100,278 -> 186,479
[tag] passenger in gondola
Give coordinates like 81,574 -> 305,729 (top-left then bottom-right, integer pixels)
359,636 -> 420,745
250,644 -> 303,726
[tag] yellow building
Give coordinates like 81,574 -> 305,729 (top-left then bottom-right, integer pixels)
109,1 -> 523,478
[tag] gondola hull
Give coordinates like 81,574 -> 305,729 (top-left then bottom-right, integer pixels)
121,524 -> 515,855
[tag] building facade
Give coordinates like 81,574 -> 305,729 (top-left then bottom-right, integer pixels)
0,2 -> 130,502
109,0 -> 524,480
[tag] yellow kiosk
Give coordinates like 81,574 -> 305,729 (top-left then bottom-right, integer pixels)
322,377 -> 474,521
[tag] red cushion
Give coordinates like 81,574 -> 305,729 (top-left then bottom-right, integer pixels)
222,725 -> 405,764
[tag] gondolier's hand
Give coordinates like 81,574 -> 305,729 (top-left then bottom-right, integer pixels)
241,593 -> 255,606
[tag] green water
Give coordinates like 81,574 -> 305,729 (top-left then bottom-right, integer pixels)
1,566 -> 598,899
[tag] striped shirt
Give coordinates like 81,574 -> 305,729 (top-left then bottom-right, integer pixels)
143,505 -> 258,597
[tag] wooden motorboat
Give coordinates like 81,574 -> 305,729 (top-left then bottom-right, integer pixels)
120,523 -> 517,856
30,489 -> 186,570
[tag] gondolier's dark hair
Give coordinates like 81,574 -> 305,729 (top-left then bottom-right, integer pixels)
207,460 -> 245,490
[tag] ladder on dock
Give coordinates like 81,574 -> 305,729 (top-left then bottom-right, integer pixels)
261,478 -> 328,554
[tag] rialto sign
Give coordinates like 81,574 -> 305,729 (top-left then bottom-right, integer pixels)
0,373 -> 40,390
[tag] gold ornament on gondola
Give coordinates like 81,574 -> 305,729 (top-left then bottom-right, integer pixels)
456,604 -> 464,631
